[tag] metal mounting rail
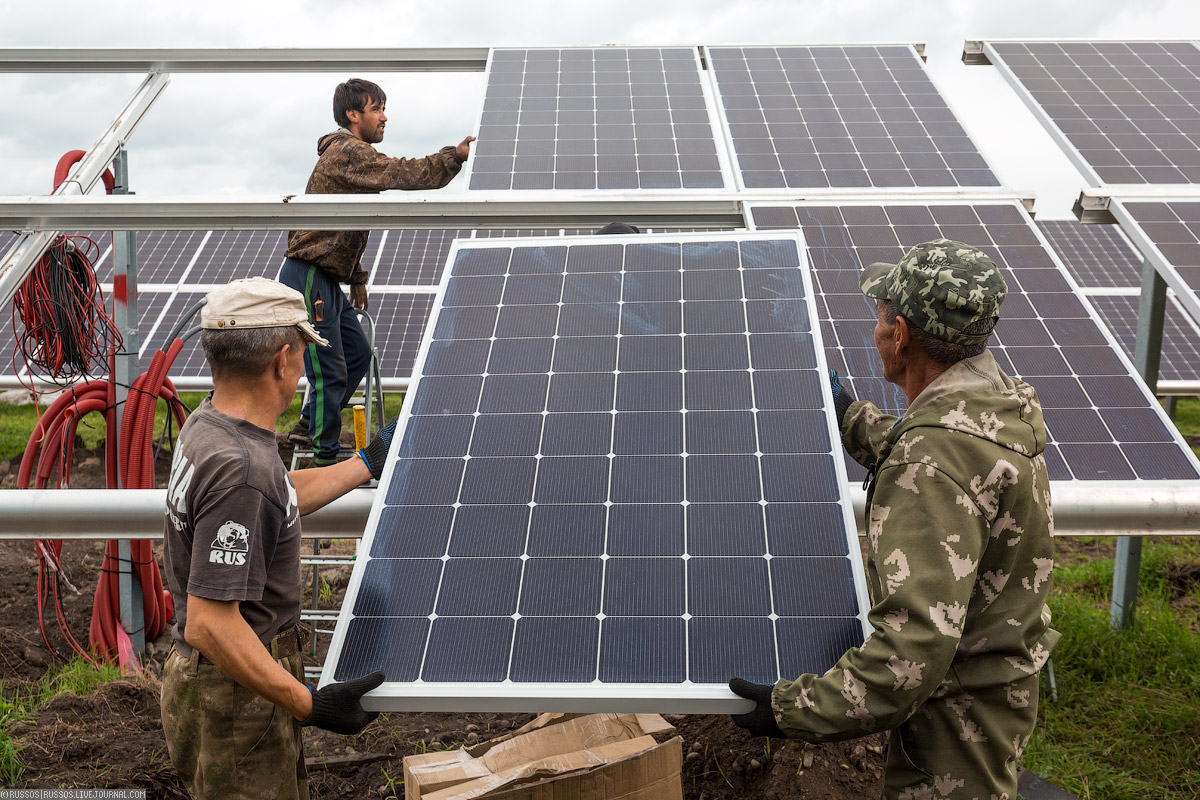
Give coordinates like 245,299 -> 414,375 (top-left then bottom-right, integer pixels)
0,72 -> 169,310
1,483 -> 1197,539
0,194 -> 748,232
0,47 -> 490,73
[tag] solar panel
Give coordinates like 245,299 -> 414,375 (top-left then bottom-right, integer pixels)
370,230 -> 475,286
322,232 -> 869,712
1087,294 -> 1200,382
747,200 -> 1200,483
140,291 -> 207,375
708,45 -> 999,190
469,47 -> 726,191
1110,200 -> 1200,326
366,292 -> 435,380
184,230 -> 285,284
986,41 -> 1200,185
1036,219 -> 1143,288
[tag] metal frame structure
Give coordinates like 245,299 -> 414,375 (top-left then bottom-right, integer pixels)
1,482 -> 1196,540
0,43 -> 1195,660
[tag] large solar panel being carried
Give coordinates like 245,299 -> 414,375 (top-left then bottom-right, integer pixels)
747,200 -> 1200,483
1109,200 -> 1200,325
982,41 -> 1200,185
708,45 -> 999,190
469,47 -> 726,191
322,232 -> 870,712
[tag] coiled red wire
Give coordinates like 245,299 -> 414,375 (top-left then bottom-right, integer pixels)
14,232 -> 187,669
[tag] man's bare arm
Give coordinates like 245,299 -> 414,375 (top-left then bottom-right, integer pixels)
185,596 -> 313,720
289,457 -> 371,516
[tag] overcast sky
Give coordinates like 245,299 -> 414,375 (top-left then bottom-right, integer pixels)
1,0 -> 1199,219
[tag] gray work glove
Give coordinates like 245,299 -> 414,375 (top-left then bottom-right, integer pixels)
301,670 -> 385,735
829,369 -> 854,429
357,417 -> 397,480
729,677 -> 785,738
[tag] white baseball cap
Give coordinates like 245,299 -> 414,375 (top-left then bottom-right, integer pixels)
202,277 -> 329,347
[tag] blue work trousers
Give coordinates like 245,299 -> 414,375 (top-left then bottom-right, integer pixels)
278,257 -> 370,463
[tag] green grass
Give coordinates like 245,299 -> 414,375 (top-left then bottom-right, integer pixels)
0,389 -> 407,471
1022,537 -> 1200,799
1169,397 -> 1200,459
0,657 -> 128,784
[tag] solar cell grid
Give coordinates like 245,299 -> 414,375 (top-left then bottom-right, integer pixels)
1114,200 -> 1200,324
324,232 -> 869,710
1036,219 -> 1143,288
748,201 -> 1200,483
185,230 -> 285,284
988,41 -> 1200,185
1085,294 -> 1200,383
470,47 -> 725,191
125,230 -> 209,285
709,45 -> 999,189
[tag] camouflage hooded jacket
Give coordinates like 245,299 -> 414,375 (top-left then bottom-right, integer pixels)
772,350 -> 1059,740
285,128 -> 463,285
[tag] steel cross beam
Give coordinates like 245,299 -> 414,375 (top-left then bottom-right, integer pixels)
0,47 -> 490,72
0,71 -> 169,309
0,195 -> 749,232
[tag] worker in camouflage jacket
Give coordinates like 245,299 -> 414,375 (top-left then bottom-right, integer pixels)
280,78 -> 474,465
731,239 -> 1059,800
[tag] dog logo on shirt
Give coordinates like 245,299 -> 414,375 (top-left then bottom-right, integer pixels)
209,521 -> 250,565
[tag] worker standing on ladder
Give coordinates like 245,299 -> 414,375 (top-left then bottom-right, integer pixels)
161,278 -> 397,800
281,78 -> 474,464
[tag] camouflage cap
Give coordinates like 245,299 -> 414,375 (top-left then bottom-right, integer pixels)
859,239 -> 1007,346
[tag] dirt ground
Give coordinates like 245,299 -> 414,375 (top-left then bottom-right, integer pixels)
0,436 -> 890,799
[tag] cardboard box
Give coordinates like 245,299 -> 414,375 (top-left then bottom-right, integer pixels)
403,714 -> 681,800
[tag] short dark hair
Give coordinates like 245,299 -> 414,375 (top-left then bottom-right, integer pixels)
596,222 -> 641,235
201,326 -> 305,380
333,79 -> 387,128
878,299 -> 996,367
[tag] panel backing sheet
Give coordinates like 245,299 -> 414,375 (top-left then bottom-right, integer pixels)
323,232 -> 869,712
470,47 -> 725,190
1111,200 -> 1200,326
986,41 -> 1200,185
747,200 -> 1200,483
708,45 -> 999,190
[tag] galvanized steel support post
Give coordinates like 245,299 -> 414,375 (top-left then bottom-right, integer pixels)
1111,258 -> 1168,629
111,147 -> 145,655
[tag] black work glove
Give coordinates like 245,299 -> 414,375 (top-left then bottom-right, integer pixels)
301,670 -> 385,734
829,369 -> 854,429
357,417 -> 397,480
729,677 -> 785,738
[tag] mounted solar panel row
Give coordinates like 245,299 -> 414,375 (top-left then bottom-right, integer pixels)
469,47 -> 726,191
983,40 -> 1200,186
323,232 -> 869,711
1037,218 -> 1200,385
1109,199 -> 1200,328
747,201 -> 1200,483
707,45 -> 1000,190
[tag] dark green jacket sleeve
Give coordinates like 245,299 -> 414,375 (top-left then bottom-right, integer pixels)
840,400 -> 899,468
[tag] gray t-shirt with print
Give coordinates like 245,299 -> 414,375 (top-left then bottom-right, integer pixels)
163,398 -> 302,650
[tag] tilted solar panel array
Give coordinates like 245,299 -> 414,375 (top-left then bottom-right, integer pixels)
469,47 -> 725,191
747,200 -> 1200,483
1109,200 -> 1200,327
986,41 -> 1200,185
1037,218 -> 1200,384
708,45 -> 999,190
325,233 -> 869,710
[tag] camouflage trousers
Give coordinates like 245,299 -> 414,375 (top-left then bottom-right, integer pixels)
162,645 -> 309,800
883,673 -> 1039,800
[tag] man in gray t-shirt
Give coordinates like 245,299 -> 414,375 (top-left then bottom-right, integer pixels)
160,277 -> 397,800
